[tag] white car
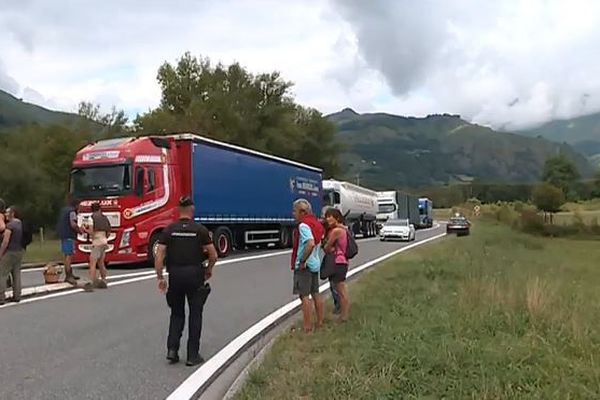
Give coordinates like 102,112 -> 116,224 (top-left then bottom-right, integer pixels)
380,219 -> 416,242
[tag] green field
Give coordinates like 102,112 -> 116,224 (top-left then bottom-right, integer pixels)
235,222 -> 600,399
23,238 -> 61,264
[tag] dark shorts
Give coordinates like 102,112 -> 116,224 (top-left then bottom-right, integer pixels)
61,239 -> 75,256
331,264 -> 348,283
293,269 -> 319,297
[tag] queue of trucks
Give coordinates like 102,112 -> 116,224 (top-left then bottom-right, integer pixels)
69,133 -> 433,265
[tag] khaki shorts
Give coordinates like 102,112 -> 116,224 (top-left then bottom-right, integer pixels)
90,244 -> 108,261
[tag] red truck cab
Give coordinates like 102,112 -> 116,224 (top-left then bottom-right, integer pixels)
71,136 -> 187,265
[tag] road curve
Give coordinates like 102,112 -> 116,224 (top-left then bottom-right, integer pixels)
0,226 -> 444,400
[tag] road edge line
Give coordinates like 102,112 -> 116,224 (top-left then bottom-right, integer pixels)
167,232 -> 447,400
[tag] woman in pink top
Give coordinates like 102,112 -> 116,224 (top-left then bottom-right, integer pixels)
324,208 -> 350,321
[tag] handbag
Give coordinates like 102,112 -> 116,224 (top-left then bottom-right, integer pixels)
320,252 -> 336,280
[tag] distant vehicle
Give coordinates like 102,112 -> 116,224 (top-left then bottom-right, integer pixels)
322,179 -> 378,237
379,219 -> 416,242
417,197 -> 433,228
376,191 -> 419,228
446,215 -> 471,236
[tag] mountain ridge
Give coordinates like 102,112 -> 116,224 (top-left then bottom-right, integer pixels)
327,109 -> 594,189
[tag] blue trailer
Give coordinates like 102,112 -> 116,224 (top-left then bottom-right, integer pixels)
417,197 -> 433,228
187,135 -> 322,256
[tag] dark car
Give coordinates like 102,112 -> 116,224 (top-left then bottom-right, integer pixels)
446,216 -> 471,236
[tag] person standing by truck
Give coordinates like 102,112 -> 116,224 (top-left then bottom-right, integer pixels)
0,206 -> 24,304
56,197 -> 82,285
82,203 -> 111,290
291,199 -> 324,333
154,196 -> 218,366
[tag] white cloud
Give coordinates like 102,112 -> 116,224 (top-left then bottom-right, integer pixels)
1,0 -> 600,129
333,0 -> 600,129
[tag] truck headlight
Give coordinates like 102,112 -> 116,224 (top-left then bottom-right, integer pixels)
120,228 -> 134,248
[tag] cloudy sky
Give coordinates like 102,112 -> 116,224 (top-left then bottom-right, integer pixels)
1,0 -> 600,129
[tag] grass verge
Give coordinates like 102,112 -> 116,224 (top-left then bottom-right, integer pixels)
23,238 -> 61,264
235,222 -> 600,399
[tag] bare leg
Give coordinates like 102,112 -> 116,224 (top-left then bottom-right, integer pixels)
64,255 -> 73,277
312,292 -> 324,328
98,254 -> 108,281
89,256 -> 97,282
336,282 -> 350,322
300,296 -> 313,333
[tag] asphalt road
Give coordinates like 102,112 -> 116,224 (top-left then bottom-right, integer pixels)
18,247 -> 283,289
0,226 -> 444,400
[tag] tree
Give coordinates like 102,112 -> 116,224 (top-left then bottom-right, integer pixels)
135,52 -> 339,176
532,183 -> 565,223
542,155 -> 580,196
78,101 -> 129,137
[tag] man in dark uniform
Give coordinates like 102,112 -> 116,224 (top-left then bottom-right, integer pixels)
154,197 -> 218,366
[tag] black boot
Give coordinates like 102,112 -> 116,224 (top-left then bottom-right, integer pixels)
167,349 -> 179,364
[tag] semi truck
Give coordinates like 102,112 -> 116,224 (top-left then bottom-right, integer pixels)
69,133 -> 323,263
322,179 -> 378,237
417,197 -> 434,228
376,191 -> 420,228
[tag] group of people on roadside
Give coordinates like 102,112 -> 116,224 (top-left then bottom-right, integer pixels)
291,198 -> 352,333
56,197 -> 112,291
0,195 -> 112,304
0,199 -> 27,305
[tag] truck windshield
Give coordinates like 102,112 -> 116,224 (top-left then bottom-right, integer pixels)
70,164 -> 132,198
322,190 -> 340,206
378,203 -> 396,213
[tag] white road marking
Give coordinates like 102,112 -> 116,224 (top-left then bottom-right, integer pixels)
0,237 -> 373,309
166,231 -> 447,400
2,230 -> 435,310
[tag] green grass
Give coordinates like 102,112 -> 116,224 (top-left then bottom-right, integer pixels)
23,238 -> 61,264
235,222 -> 600,399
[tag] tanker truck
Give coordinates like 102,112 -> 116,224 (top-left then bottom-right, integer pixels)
322,179 -> 379,237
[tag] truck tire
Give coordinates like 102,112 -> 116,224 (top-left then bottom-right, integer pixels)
278,227 -> 292,248
214,227 -> 232,258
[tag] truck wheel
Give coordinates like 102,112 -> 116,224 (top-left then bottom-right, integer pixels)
278,227 -> 292,248
214,227 -> 232,258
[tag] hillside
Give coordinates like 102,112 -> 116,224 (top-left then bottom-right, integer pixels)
519,112 -> 600,166
0,89 -> 88,130
330,108 -> 593,189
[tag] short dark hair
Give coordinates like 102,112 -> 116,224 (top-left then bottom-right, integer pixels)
324,207 -> 345,224
179,196 -> 194,208
91,202 -> 101,212
7,205 -> 20,219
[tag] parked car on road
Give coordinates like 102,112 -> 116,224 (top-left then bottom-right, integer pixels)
379,219 -> 416,242
446,216 -> 471,236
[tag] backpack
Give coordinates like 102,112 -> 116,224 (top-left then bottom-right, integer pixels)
345,229 -> 358,260
21,220 -> 33,250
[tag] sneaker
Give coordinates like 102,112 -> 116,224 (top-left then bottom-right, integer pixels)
94,279 -> 108,289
